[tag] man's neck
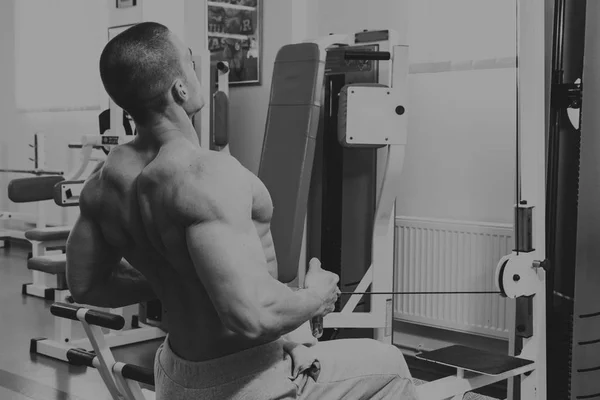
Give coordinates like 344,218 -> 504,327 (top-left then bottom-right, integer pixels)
135,106 -> 200,147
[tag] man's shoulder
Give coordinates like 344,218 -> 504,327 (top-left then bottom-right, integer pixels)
147,144 -> 244,187
79,168 -> 104,217
160,149 -> 251,225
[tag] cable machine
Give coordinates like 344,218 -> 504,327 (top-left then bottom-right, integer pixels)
545,1 -> 600,399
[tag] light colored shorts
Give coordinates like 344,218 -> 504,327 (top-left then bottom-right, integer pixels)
155,335 -> 418,400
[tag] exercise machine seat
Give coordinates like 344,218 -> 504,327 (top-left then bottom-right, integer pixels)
258,43 -> 325,283
28,253 -> 66,275
25,226 -> 71,242
8,176 -> 65,203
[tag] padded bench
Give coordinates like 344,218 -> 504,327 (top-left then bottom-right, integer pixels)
28,253 -> 67,275
27,254 -> 67,291
24,226 -> 71,242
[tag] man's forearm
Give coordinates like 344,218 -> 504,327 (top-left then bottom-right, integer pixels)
260,286 -> 323,340
79,260 -> 156,308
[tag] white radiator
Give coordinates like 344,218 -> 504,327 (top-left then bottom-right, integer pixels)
394,217 -> 513,339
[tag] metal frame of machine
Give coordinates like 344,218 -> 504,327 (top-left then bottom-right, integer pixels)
51,303 -> 157,400
304,31 -> 406,345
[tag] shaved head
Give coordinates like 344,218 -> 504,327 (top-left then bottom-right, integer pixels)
99,22 -> 199,123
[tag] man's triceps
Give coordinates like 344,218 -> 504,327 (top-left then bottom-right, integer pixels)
185,220 -> 321,340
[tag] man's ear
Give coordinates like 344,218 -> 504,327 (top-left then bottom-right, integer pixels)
172,78 -> 189,104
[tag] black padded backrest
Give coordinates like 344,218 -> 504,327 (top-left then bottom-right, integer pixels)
258,43 -> 325,283
212,91 -> 229,147
8,176 -> 65,203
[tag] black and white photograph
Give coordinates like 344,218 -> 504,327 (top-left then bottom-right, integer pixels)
0,1 -> 594,400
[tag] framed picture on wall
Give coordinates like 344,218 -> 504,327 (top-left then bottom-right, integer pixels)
116,0 -> 136,9
207,0 -> 261,86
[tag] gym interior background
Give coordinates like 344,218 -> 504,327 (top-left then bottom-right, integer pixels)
0,0 -> 529,399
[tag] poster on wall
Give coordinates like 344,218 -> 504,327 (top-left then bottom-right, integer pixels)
207,0 -> 261,85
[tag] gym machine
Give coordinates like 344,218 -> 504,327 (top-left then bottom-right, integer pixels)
210,60 -> 231,154
0,133 -> 63,247
286,5 -> 551,400
302,30 -> 406,343
261,22 -> 546,398
51,303 -> 157,400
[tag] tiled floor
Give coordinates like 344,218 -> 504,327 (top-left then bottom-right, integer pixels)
0,243 -> 162,400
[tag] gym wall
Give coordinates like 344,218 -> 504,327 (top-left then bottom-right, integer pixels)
0,0 -> 106,230
399,0 -> 516,225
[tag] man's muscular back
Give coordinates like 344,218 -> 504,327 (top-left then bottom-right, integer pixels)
77,137 -> 281,361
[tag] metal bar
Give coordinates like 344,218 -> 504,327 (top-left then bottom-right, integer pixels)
79,314 -> 125,400
67,144 -> 105,149
0,168 -> 63,176
344,50 -> 391,61
120,363 -> 154,387
341,291 -> 501,295
33,133 -> 39,169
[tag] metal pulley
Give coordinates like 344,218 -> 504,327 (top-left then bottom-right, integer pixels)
495,252 -> 547,298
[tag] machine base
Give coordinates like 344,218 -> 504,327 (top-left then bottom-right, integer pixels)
416,345 -> 534,376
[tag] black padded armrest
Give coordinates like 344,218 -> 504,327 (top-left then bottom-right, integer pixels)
66,348 -> 95,367
121,364 -> 155,386
8,176 -> 65,203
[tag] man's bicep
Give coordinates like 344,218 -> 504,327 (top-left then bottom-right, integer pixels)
66,213 -> 122,296
185,219 -> 275,328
